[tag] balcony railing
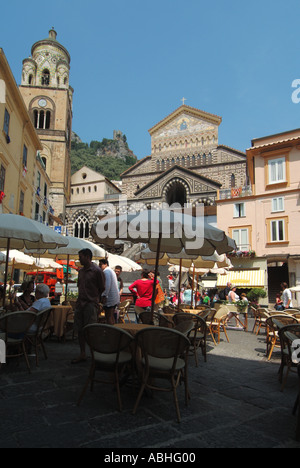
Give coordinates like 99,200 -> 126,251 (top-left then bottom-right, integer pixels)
219,186 -> 252,200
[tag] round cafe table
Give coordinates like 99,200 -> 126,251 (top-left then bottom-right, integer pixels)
48,305 -> 74,339
115,323 -> 153,336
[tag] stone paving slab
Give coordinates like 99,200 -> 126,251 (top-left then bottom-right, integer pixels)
0,319 -> 300,448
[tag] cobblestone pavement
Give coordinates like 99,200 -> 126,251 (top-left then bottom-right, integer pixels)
0,318 -> 300,448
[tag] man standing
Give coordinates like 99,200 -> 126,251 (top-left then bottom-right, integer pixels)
72,249 -> 105,364
281,282 -> 293,309
115,265 -> 124,298
100,259 -> 120,325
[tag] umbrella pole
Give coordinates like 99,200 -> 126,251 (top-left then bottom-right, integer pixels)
177,258 -> 182,312
3,238 -> 10,308
65,254 -> 70,301
191,265 -> 196,308
150,233 -> 162,324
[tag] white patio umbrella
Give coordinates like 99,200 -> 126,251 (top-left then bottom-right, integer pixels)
0,214 -> 69,307
27,237 -> 106,260
0,250 -> 40,270
106,253 -> 142,272
92,209 -> 236,320
135,248 -> 231,269
36,258 -> 64,270
26,237 -> 106,296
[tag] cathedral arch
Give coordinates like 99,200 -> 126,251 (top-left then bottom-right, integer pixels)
163,178 -> 190,207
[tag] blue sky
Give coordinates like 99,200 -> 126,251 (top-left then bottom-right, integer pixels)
2,0 -> 300,159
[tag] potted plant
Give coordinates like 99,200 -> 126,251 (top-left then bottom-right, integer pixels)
247,288 -> 267,308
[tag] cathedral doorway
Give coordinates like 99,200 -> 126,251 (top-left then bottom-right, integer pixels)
164,180 -> 188,207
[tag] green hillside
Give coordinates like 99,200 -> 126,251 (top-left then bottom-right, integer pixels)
70,135 -> 137,180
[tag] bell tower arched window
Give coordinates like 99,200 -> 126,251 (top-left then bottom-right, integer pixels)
33,109 -> 51,130
41,69 -> 50,86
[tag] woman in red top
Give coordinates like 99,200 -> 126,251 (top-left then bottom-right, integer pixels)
129,270 -> 158,320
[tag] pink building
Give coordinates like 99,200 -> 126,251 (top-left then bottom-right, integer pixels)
217,128 -> 300,303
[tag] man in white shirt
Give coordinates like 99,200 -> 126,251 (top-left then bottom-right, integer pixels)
99,259 -> 120,325
281,283 -> 293,309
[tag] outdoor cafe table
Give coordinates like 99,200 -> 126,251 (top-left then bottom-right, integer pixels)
48,305 -> 73,339
115,323 -> 153,336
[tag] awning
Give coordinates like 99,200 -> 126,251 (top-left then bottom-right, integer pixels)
217,270 -> 265,288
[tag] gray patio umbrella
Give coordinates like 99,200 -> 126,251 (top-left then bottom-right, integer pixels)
91,209 -> 236,321
91,209 -> 236,256
0,214 -> 69,307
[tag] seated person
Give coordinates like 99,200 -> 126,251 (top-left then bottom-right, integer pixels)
18,280 -> 35,310
26,284 -> 51,334
6,284 -> 51,339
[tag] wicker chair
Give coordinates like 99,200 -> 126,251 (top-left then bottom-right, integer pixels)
266,315 -> 298,361
197,308 -> 215,320
208,306 -> 229,346
158,314 -> 174,329
133,327 -> 190,423
138,310 -> 160,326
118,300 -> 132,324
26,307 -> 53,367
173,313 -> 207,366
77,324 -> 134,411
0,311 -> 36,373
278,324 -> 300,391
253,308 -> 270,335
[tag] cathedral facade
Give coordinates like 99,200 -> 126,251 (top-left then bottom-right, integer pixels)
121,105 -> 247,215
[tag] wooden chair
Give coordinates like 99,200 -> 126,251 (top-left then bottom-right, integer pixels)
26,307 -> 53,366
77,324 -> 134,411
208,306 -> 229,345
253,308 -> 270,335
266,315 -> 298,361
278,324 -> 300,392
133,327 -> 190,423
0,311 -> 36,373
118,300 -> 132,324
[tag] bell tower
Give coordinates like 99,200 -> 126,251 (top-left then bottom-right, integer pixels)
19,28 -> 74,223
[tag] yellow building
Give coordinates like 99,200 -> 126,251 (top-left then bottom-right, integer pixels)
0,48 -> 43,219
